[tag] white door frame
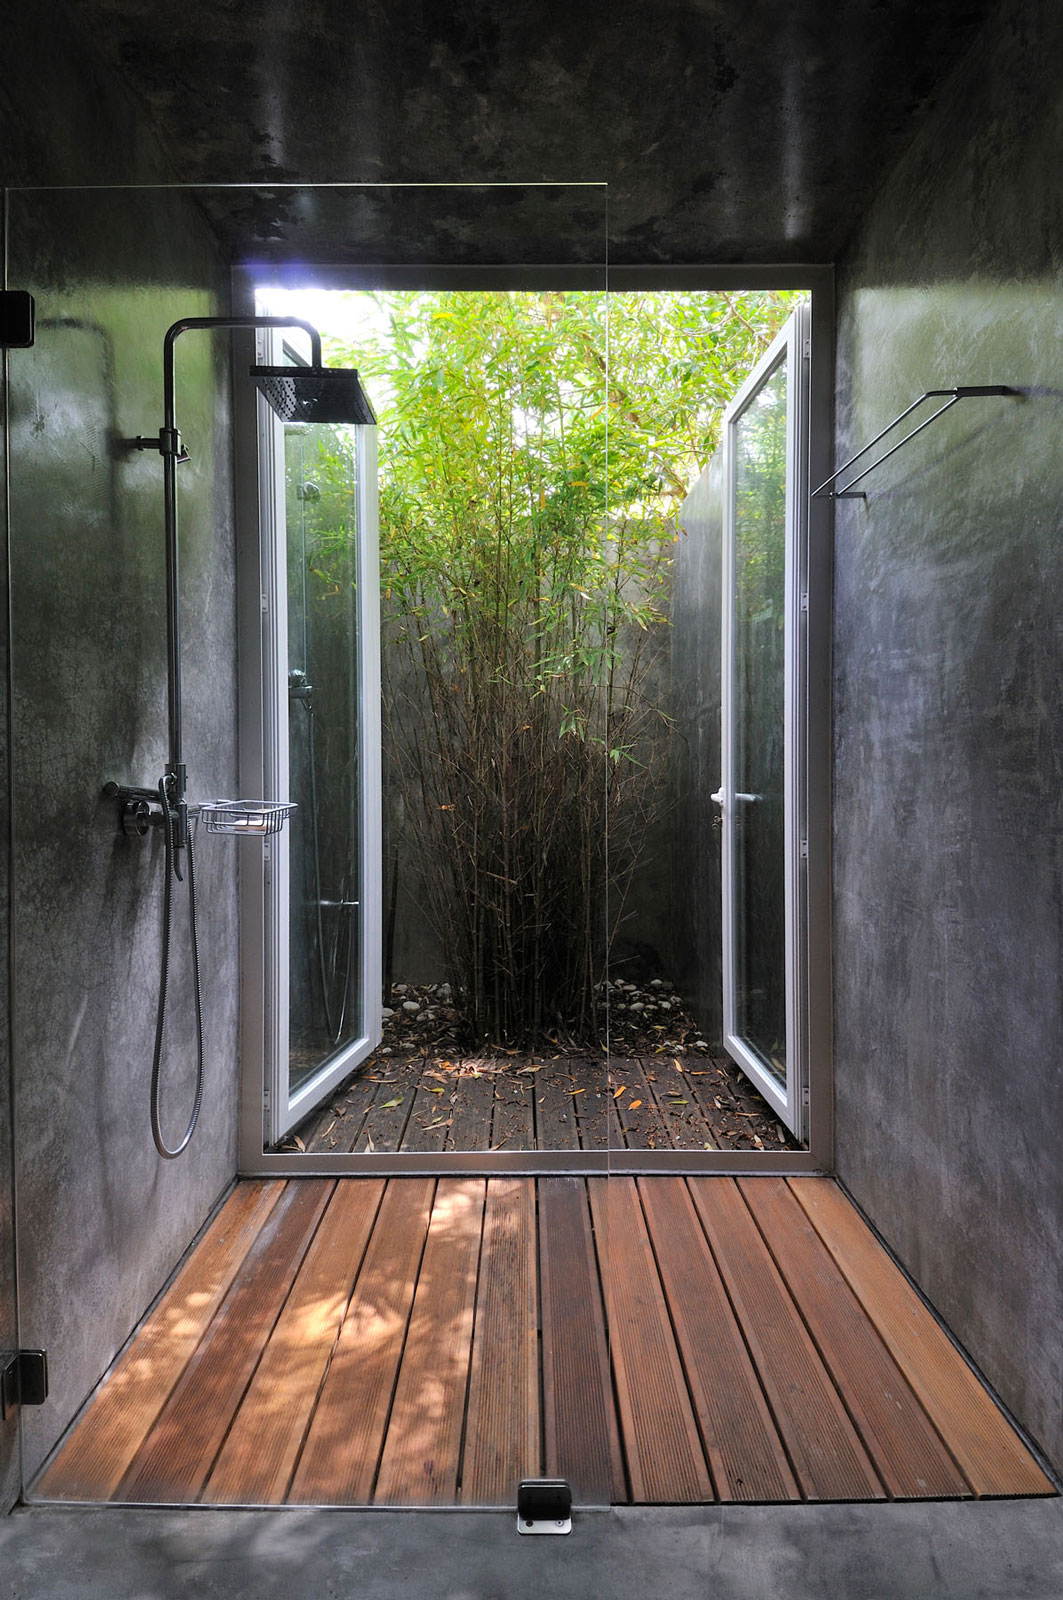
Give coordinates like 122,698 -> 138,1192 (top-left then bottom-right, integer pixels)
234,295 -> 381,1157
233,264 -> 834,1177
720,303 -> 810,1138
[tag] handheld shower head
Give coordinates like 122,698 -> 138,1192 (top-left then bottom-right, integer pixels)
251,364 -> 376,425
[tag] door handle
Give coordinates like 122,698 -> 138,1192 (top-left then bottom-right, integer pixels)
735,792 -> 761,803
710,789 -> 725,806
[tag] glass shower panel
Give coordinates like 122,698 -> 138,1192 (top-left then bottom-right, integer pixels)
5,181 -> 612,1519
732,360 -> 789,1082
285,421 -> 364,1095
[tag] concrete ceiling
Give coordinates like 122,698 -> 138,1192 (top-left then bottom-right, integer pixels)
65,0 -> 998,265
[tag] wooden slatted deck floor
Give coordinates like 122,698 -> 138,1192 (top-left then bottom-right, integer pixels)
35,1178 -> 1054,1508
288,1054 -> 798,1155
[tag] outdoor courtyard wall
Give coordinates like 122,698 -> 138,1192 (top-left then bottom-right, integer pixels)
832,0 -> 1063,1467
0,6 -> 241,1490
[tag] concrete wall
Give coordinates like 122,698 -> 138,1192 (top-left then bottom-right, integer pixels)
1,8 -> 239,1493
833,0 -> 1063,1467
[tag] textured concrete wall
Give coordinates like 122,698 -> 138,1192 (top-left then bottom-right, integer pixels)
671,456 -> 725,1044
0,11 -> 239,1490
833,0 -> 1063,1467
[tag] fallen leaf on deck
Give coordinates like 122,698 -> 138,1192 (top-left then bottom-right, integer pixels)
613,1085 -> 627,1099
673,1058 -> 685,1072
628,1099 -> 643,1110
382,1098 -> 403,1108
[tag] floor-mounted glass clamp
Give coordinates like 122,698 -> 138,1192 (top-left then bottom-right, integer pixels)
812,385 -> 1019,499
516,1478 -> 572,1534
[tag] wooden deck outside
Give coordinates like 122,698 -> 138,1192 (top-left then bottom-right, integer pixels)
286,1053 -> 797,1155
36,1177 -> 1054,1508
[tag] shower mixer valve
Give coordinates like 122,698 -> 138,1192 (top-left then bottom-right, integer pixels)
103,777 -> 188,848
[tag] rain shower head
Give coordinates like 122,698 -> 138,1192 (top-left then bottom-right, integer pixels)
250,364 -> 377,425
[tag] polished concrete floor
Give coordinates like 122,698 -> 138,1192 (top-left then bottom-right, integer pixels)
2,1499 -> 1063,1599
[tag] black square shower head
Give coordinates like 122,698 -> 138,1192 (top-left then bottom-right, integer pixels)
250,365 -> 377,425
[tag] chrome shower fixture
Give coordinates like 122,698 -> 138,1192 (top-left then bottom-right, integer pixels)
107,312 -> 375,1160
121,315 -> 374,860
251,364 -> 376,425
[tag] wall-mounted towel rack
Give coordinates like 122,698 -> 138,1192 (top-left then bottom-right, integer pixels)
812,385 -> 1018,499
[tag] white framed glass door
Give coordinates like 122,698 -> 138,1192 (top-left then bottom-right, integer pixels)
256,337 -> 382,1145
719,304 -> 809,1138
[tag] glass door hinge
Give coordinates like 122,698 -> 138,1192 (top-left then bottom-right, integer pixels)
1,1349 -> 48,1418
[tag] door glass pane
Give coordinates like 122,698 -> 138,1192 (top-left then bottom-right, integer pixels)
285,421 -> 363,1094
732,357 -> 788,1085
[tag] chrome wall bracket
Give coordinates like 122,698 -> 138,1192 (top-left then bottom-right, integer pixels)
812,385 -> 1019,500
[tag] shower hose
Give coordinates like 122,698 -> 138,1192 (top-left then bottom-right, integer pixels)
150,776 -> 205,1159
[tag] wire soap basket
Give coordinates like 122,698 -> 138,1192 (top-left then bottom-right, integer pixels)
195,800 -> 297,836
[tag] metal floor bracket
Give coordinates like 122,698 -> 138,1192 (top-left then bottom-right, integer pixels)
516,1477 -> 572,1534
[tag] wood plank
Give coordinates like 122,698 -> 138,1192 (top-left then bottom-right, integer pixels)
306,1070 -> 381,1153
790,1179 -> 1055,1497
374,1178 -> 486,1504
538,1178 -> 623,1504
639,1177 -> 797,1501
354,1065 -> 418,1152
740,1179 -> 970,1499
688,1177 -> 884,1501
118,1180 -> 333,1503
640,1057 -> 712,1149
611,1058 -> 676,1151
573,1059 -> 610,1151
445,1069 -> 498,1152
35,1180 -> 284,1502
678,1064 -> 731,1149
402,1076 -> 454,1152
289,1178 -> 435,1505
460,1178 -> 540,1504
534,1068 -> 584,1151
201,1180 -> 385,1504
490,1070 -> 535,1152
589,1178 -> 713,1503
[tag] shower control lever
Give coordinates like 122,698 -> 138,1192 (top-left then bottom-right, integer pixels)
103,781 -> 165,837
129,428 -> 190,463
